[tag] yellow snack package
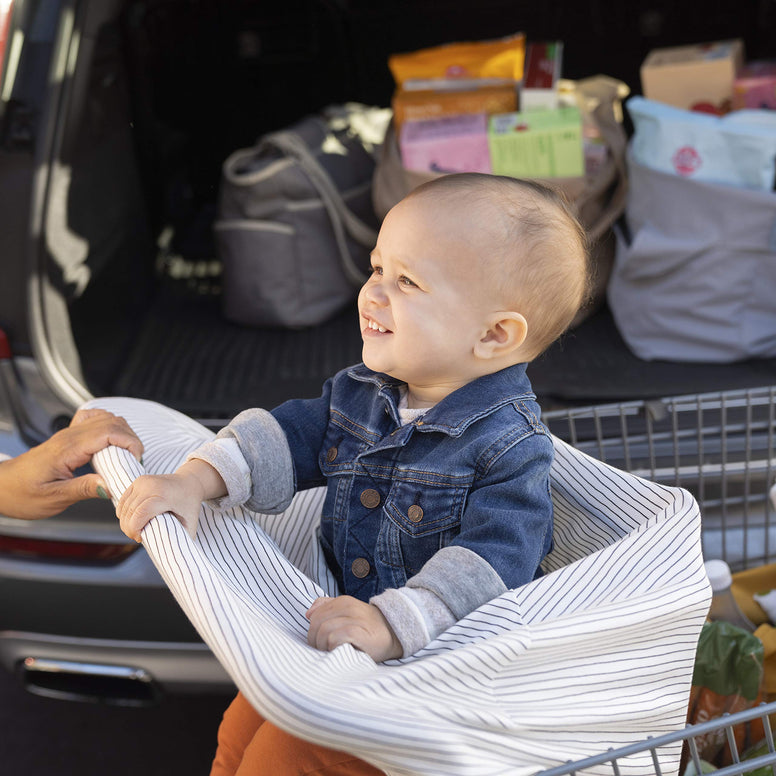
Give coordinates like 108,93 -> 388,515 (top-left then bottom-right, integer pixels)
388,33 -> 526,88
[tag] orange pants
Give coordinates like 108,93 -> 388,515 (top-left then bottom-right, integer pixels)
210,691 -> 385,776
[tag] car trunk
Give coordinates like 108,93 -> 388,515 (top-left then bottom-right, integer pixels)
36,0 -> 776,425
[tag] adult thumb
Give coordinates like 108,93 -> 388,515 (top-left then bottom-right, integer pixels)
62,473 -> 114,504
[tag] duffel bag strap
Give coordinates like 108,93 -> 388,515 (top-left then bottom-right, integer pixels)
261,130 -> 378,286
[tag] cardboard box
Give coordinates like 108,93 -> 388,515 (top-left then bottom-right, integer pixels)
399,113 -> 491,174
488,106 -> 584,178
522,42 -> 563,110
640,39 -> 744,113
733,60 -> 776,110
392,81 -> 517,131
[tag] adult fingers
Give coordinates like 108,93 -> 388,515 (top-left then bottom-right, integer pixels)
67,411 -> 144,463
53,472 -> 112,504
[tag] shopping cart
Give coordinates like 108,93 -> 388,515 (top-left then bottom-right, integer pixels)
539,385 -> 776,776
535,700 -> 776,776
544,385 -> 776,571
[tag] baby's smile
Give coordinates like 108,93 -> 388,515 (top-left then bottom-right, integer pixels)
365,319 -> 390,334
362,313 -> 393,336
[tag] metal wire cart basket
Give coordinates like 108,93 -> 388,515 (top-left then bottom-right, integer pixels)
539,386 -> 776,775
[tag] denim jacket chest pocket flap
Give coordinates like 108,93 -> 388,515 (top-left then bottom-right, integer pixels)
318,426 -> 372,475
383,475 -> 470,538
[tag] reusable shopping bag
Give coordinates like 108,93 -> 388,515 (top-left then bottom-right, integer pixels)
608,155 -> 776,362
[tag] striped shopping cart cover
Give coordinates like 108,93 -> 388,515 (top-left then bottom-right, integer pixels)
88,397 -> 710,776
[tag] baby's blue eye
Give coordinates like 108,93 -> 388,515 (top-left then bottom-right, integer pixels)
399,276 -> 416,287
371,266 -> 383,276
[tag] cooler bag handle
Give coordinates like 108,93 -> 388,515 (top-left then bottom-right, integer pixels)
260,130 -> 378,286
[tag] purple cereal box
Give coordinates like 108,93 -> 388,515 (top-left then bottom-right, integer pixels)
399,113 -> 492,174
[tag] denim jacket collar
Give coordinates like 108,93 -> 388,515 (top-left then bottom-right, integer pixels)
346,363 -> 536,437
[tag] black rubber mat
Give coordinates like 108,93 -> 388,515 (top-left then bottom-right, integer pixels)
114,291 -> 364,420
113,291 -> 776,420
528,306 -> 776,407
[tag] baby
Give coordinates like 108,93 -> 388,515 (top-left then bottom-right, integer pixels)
118,173 -> 589,664
118,173 -> 589,775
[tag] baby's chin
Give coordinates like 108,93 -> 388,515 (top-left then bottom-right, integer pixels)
361,350 -> 395,378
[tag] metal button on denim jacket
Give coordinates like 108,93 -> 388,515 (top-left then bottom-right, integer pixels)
271,363 -> 555,602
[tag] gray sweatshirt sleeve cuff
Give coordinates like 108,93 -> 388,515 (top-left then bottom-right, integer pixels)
406,546 -> 507,620
371,586 -> 457,657
189,408 -> 295,514
187,438 -> 252,510
370,588 -> 430,658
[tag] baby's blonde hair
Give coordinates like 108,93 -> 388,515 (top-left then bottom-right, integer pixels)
408,173 -> 591,361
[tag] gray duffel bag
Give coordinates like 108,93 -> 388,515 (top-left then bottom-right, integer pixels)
608,154 -> 776,362
216,106 -> 388,328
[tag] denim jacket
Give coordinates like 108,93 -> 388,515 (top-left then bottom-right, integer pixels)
198,363 -> 554,608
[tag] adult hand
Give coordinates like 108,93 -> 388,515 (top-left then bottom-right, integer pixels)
0,408 -> 143,520
306,595 -> 403,662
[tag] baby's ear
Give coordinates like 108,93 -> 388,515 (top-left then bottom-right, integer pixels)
474,312 -> 528,359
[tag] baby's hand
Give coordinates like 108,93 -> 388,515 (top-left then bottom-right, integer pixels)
116,471 -> 204,542
305,596 -> 402,662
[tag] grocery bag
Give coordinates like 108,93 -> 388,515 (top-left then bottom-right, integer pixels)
608,155 -> 776,362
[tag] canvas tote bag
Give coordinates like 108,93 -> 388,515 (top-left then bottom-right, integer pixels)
608,155 -> 776,362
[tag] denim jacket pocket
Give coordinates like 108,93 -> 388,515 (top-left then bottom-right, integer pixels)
375,478 -> 468,583
318,424 -> 370,477
383,478 -> 467,538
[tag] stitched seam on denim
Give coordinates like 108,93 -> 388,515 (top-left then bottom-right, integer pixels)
329,409 -> 381,443
476,424 -> 536,478
355,462 -> 472,487
386,510 -> 460,535
416,391 -> 536,434
390,471 -> 471,486
514,399 -> 547,433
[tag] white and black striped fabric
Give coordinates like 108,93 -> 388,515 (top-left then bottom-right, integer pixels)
87,397 -> 710,776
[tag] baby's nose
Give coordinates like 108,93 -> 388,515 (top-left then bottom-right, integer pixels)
362,279 -> 388,305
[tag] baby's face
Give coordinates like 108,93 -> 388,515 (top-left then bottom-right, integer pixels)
358,194 -> 499,407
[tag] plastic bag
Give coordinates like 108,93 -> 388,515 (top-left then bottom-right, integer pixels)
684,621 -> 765,767
627,96 -> 776,190
388,33 -> 525,88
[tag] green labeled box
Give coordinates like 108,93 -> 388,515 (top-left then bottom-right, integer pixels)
488,106 -> 584,178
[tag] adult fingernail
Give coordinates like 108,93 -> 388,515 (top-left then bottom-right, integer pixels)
96,485 -> 109,500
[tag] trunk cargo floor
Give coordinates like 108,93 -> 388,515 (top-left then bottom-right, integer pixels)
113,291 -> 776,421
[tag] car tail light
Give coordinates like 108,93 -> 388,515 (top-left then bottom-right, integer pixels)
0,327 -> 11,359
0,1 -> 14,87
0,534 -> 138,564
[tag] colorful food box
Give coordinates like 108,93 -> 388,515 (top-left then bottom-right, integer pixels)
487,106 -> 584,178
399,113 -> 492,174
640,39 -> 744,114
391,81 -> 517,132
521,41 -> 563,110
733,61 -> 776,110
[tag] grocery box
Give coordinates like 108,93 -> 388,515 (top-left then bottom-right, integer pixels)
399,113 -> 491,174
521,42 -> 563,110
733,60 -> 776,110
640,39 -> 744,114
392,80 -> 517,131
488,106 -> 584,178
